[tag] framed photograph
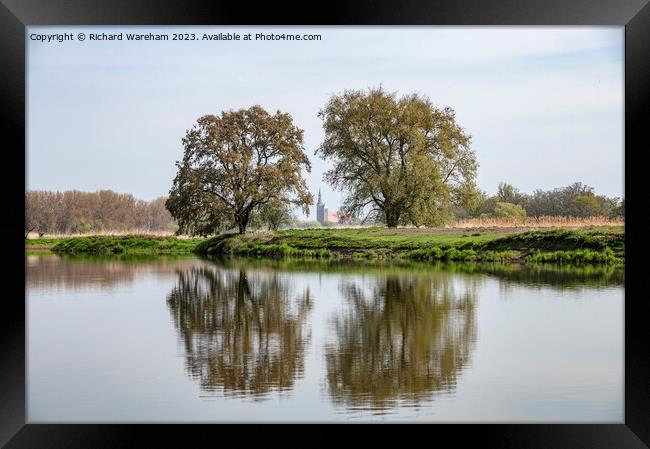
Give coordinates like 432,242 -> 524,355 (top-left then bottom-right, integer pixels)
4,0 -> 649,446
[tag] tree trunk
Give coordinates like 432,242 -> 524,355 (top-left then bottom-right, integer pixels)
25,226 -> 36,239
235,208 -> 250,234
385,207 -> 400,228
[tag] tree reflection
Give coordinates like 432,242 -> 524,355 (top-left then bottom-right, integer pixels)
325,274 -> 477,412
167,267 -> 312,398
26,253 -> 201,292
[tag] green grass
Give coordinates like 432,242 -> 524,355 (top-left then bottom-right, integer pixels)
49,235 -> 205,254
196,228 -> 624,265
25,238 -> 62,249
525,247 -> 620,265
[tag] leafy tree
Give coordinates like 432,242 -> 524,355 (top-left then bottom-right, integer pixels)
316,87 -> 477,227
615,198 -> 625,217
526,182 -> 594,217
253,201 -> 295,231
166,106 -> 313,235
494,202 -> 527,220
595,195 -> 620,218
467,190 -> 497,218
571,194 -> 604,217
496,182 -> 527,208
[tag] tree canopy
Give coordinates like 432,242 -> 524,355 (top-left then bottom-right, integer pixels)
316,87 -> 478,227
166,106 -> 313,235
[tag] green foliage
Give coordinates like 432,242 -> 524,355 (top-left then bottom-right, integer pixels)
25,237 -> 62,249
571,194 -> 604,217
482,229 -> 624,252
493,202 -> 527,220
525,247 -> 621,265
496,182 -> 527,205
72,219 -> 92,234
467,191 -> 497,217
405,246 -> 518,262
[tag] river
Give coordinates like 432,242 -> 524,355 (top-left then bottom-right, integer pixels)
26,253 -> 624,422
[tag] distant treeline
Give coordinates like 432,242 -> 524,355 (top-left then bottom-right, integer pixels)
25,190 -> 175,237
25,181 -> 624,237
463,182 -> 624,220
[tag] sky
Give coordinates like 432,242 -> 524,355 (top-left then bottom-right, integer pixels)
27,26 -> 624,220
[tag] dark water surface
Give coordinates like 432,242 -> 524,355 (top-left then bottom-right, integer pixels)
26,254 -> 624,422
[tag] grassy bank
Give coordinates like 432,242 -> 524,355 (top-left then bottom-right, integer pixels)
25,238 -> 64,250
33,227 -> 624,265
45,235 -> 205,254
195,227 -> 624,265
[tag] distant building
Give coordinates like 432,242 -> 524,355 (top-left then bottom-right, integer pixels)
316,189 -> 326,224
316,189 -> 339,225
327,210 -> 339,223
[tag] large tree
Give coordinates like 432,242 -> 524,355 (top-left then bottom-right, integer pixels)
316,87 -> 478,227
166,106 -> 313,235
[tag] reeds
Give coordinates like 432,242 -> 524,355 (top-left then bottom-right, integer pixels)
454,216 -> 623,229
26,229 -> 179,239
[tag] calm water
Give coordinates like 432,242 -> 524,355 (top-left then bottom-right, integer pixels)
26,254 -> 624,422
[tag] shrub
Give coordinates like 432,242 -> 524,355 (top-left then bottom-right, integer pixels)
494,202 -> 527,220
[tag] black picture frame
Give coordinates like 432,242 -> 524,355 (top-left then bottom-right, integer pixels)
3,0 -> 649,447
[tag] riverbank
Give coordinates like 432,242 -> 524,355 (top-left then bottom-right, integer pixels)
196,228 -> 624,265
28,227 -> 624,265
28,235 -> 206,254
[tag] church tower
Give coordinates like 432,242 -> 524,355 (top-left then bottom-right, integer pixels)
316,189 -> 327,224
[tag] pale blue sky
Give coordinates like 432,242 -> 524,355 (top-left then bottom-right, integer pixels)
27,26 -> 623,220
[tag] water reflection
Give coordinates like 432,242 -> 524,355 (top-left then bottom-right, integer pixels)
325,274 -> 477,413
484,263 -> 624,290
27,252 -> 624,292
26,253 -> 201,292
211,257 -> 624,290
166,267 -> 312,399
